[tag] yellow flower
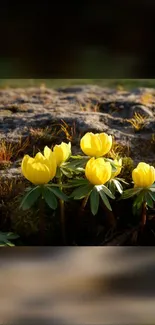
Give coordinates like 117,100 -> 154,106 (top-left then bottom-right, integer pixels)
85,157 -> 112,185
80,132 -> 112,157
132,162 -> 155,188
53,142 -> 71,166
111,158 -> 122,178
21,146 -> 56,185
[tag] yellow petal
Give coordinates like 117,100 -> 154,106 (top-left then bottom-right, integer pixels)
21,155 -> 34,180
137,162 -> 150,171
85,157 -> 112,185
80,133 -> 97,156
43,146 -> 57,178
111,158 -> 122,178
132,163 -> 155,187
80,132 -> 112,157
26,162 -> 51,185
53,142 -> 71,166
99,133 -> 112,156
44,146 -> 53,160
148,166 -> 155,186
34,152 -> 46,163
90,134 -> 102,156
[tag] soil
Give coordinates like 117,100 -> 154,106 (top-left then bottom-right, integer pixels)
0,85 -> 155,245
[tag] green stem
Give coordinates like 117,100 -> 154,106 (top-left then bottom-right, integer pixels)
141,201 -> 147,228
101,200 -> 116,228
39,195 -> 45,245
81,195 -> 89,211
77,195 -> 90,232
58,170 -> 66,245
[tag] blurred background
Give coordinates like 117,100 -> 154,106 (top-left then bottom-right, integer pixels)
1,79 -> 155,88
1,1 -> 155,78
1,247 -> 155,325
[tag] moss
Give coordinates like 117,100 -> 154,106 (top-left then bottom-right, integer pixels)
11,198 -> 40,237
10,195 -> 62,245
119,157 -> 134,184
106,139 -> 130,160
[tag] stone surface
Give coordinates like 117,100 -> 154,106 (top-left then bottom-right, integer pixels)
0,85 -> 155,179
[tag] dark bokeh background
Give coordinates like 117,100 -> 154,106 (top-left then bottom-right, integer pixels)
1,1 -> 155,78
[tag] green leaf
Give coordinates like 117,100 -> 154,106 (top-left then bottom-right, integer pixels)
68,178 -> 89,187
64,158 -> 89,170
48,187 -> 68,201
19,186 -> 41,210
149,185 -> 155,192
70,184 -> 94,200
0,232 -> 18,246
99,191 -> 112,211
61,168 -> 73,178
132,202 -> 142,216
24,186 -> 33,192
55,167 -> 62,178
107,180 -> 116,195
42,187 -> 58,209
6,232 -> 19,240
47,183 -> 73,188
113,179 -> 123,194
0,232 -> 9,242
133,191 -> 145,209
115,178 -> 129,185
121,187 -> 142,199
90,188 -> 100,216
96,185 -> 115,199
104,158 -> 116,164
70,155 -> 88,159
6,241 -> 15,247
145,192 -> 154,208
148,190 -> 155,201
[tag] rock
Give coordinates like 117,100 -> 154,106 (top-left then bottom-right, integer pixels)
0,85 -> 155,179
131,105 -> 154,118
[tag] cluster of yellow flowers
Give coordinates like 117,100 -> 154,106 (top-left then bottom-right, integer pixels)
81,133 -> 121,185
22,142 -> 71,185
21,131 -> 155,188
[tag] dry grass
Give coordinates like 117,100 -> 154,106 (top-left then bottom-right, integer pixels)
126,113 -> 147,132
30,127 -> 57,141
30,121 -> 79,145
116,85 -> 125,92
0,179 -> 27,200
0,137 -> 30,163
80,102 -> 99,112
151,134 -> 155,144
53,120 -> 78,143
0,140 -> 13,162
140,93 -> 154,105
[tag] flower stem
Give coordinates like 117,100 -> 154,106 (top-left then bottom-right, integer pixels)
39,196 -> 45,245
81,195 -> 89,211
77,195 -> 90,232
58,171 -> 66,245
141,201 -> 147,228
101,201 -> 116,228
